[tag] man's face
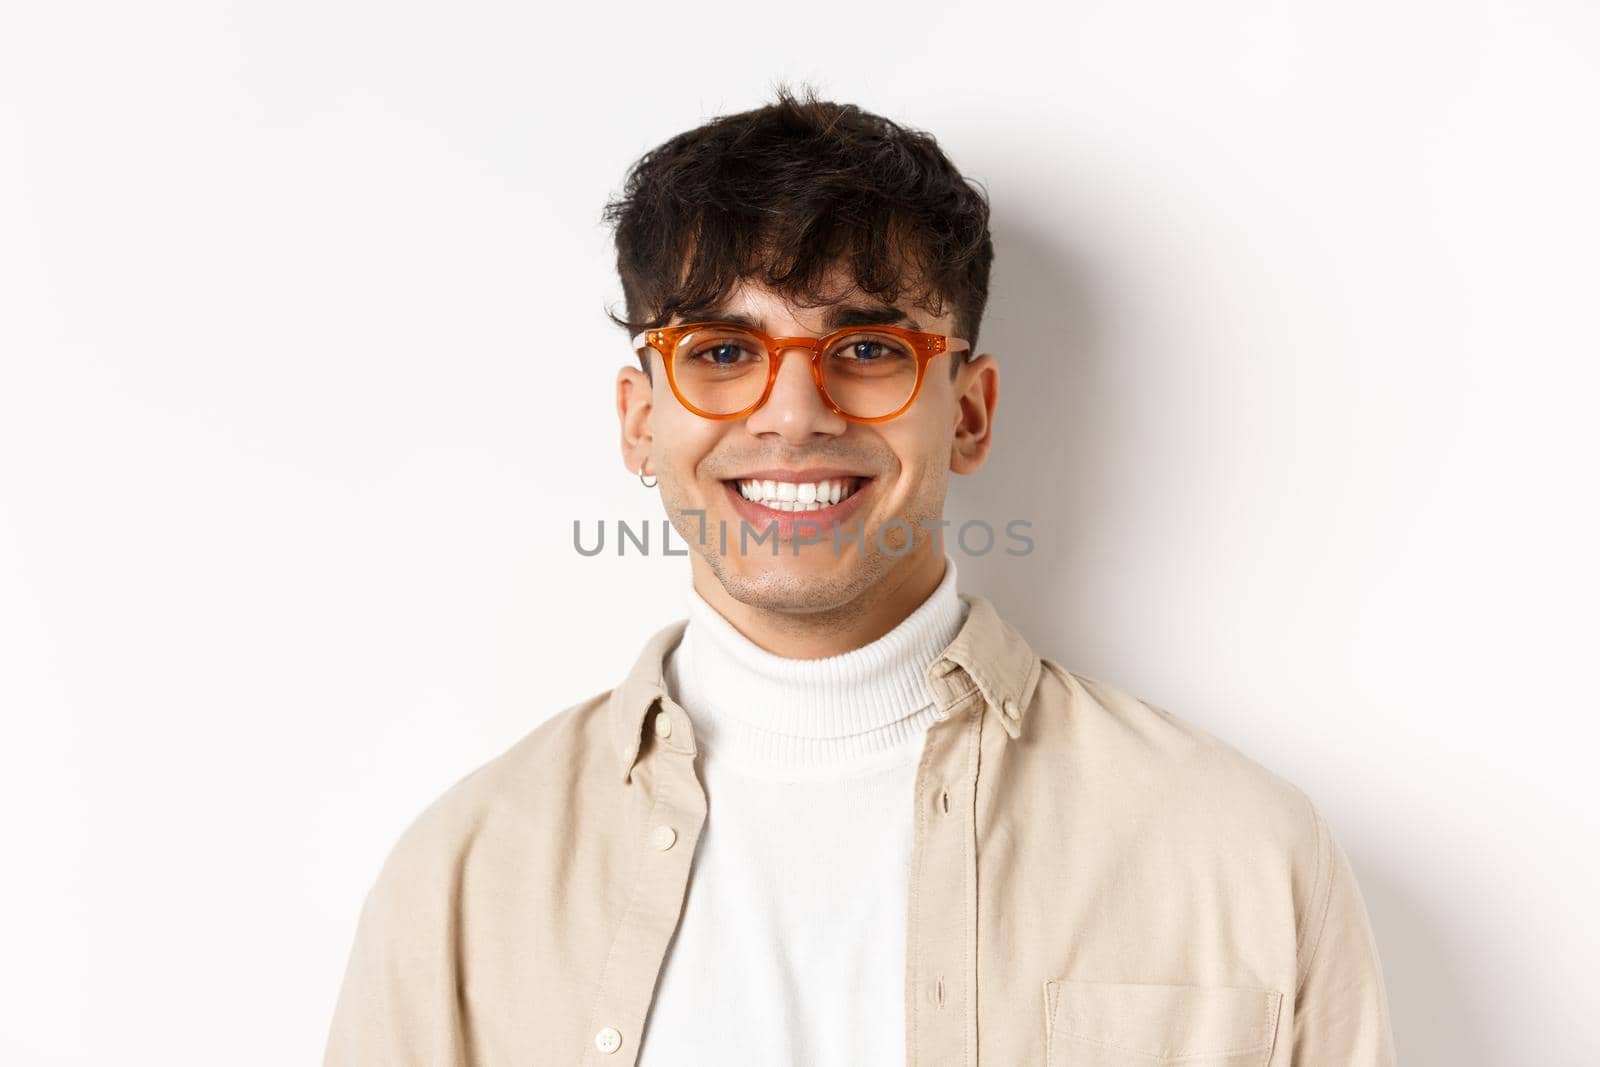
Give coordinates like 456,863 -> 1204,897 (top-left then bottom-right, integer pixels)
616,266 -> 997,617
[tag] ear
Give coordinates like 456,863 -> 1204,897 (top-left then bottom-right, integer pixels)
617,359 -> 655,476
950,352 -> 998,475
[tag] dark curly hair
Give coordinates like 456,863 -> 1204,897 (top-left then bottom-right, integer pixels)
602,84 -> 993,380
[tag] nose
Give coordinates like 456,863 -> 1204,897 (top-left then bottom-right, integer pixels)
742,342 -> 848,443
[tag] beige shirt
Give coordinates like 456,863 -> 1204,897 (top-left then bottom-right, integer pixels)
323,592 -> 1396,1066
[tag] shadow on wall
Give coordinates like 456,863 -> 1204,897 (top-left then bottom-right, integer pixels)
949,217 -> 1105,643
952,218 -> 1489,1067
1352,850 -> 1495,1065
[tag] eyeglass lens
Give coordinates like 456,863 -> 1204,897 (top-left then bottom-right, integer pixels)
671,326 -> 919,418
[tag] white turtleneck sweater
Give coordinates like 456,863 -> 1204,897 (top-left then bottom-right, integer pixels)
638,555 -> 968,1067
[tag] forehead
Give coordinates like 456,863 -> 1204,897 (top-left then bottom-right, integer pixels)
697,292 -> 918,333
674,264 -> 949,334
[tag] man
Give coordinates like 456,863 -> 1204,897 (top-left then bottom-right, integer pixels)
324,87 -> 1396,1066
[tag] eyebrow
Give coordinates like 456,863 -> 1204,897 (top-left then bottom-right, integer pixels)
674,303 -> 923,333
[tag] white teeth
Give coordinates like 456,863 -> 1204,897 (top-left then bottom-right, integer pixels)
735,477 -> 863,511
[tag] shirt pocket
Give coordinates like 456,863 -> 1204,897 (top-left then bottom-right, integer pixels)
1043,979 -> 1283,1067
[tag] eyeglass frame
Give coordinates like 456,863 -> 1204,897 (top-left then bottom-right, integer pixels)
630,321 -> 972,424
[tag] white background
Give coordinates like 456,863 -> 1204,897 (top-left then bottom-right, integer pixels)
3,1 -> 1596,1063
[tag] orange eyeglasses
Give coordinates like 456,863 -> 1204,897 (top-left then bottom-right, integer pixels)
631,321 -> 971,424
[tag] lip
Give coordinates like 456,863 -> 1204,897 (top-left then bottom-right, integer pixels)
726,468 -> 874,482
721,476 -> 874,546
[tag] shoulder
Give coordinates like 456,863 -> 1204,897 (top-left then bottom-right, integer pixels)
1029,660 -> 1363,991
358,687 -> 619,908
1034,658 -> 1327,858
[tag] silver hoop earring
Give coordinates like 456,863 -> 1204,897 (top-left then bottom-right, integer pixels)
638,465 -> 658,488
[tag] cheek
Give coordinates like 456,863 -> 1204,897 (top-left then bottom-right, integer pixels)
657,420 -> 734,483
880,416 -> 952,483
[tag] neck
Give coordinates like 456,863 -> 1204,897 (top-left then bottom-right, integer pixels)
666,552 -> 967,775
687,542 -> 948,659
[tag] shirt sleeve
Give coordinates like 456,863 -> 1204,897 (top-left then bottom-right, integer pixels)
322,821 -> 469,1067
1292,802 -> 1397,1065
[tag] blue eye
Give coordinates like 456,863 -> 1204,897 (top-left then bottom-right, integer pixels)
828,332 -> 913,364
682,339 -> 758,366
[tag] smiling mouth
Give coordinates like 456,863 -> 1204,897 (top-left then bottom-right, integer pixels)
722,476 -> 869,512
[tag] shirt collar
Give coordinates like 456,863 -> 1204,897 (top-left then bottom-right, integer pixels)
608,591 -> 1044,785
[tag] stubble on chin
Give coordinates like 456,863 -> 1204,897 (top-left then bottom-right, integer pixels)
675,495 -> 947,621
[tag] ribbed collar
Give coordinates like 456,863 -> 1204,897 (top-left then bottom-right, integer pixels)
661,555 -> 967,776
610,574 -> 1045,786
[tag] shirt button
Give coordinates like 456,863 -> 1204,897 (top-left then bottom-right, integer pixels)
1002,697 -> 1020,719
650,824 -> 677,850
594,1026 -> 623,1054
653,710 -> 672,738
